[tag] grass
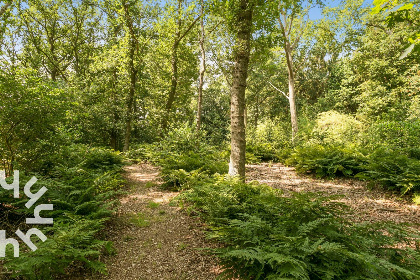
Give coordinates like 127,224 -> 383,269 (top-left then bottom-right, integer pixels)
147,201 -> 160,209
129,212 -> 151,227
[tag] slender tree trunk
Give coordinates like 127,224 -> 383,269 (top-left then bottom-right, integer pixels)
111,68 -> 118,150
196,0 -> 206,133
123,2 -> 138,152
162,41 -> 179,132
284,41 -> 298,142
228,0 -> 253,179
162,0 -> 182,133
254,90 -> 259,127
123,37 -> 137,152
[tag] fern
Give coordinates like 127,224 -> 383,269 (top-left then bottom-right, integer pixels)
178,177 -> 420,280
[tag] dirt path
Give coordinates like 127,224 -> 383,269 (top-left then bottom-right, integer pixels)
88,163 -> 221,280
247,163 -> 420,226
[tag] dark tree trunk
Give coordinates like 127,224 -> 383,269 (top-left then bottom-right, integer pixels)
123,2 -> 138,152
161,0 -> 182,133
123,37 -> 137,152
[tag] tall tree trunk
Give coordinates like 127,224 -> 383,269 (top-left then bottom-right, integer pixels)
123,2 -> 138,152
123,37 -> 137,152
196,0 -> 206,133
162,41 -> 179,132
161,0 -> 182,133
161,0 -> 200,133
284,41 -> 298,142
254,90 -> 259,127
228,0 -> 253,179
111,68 -> 118,150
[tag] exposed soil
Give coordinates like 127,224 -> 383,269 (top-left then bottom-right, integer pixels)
83,163 -> 222,280
247,163 -> 420,227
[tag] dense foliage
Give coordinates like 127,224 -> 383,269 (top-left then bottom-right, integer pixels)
0,145 -> 124,279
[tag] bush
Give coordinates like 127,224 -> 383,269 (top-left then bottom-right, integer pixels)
159,149 -> 228,188
286,144 -> 368,178
311,110 -> 364,145
357,147 -> 420,194
1,145 -> 125,279
128,124 -> 228,189
246,143 -> 278,162
366,120 -> 420,152
246,119 -> 291,162
178,177 -> 420,280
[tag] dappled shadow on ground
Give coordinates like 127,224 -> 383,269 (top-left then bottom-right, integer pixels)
247,163 -> 420,226
94,163 -> 221,280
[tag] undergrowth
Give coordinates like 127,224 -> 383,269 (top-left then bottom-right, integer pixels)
177,176 -> 420,280
146,127 -> 420,280
0,144 -> 124,279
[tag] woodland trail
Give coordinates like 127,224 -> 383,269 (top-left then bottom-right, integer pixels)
247,163 -> 420,226
70,163 -> 221,280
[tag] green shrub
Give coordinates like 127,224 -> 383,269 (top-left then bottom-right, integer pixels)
365,120 -> 420,152
129,124 -> 228,189
312,110 -> 364,145
357,147 -> 420,194
159,149 -> 228,188
246,119 -> 291,162
125,143 -> 156,163
287,144 -> 368,178
178,177 -> 420,280
246,143 -> 278,162
1,144 -> 125,279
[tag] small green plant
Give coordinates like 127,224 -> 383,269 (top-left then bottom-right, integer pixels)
144,181 -> 156,189
413,193 -> 420,205
123,235 -> 136,242
2,144 -> 125,279
357,147 -> 420,194
129,212 -> 151,227
176,242 -> 188,251
147,201 -> 160,209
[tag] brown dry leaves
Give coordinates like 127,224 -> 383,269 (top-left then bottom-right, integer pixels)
247,163 -> 420,226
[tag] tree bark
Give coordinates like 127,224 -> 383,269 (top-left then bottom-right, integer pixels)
161,40 -> 179,132
284,41 -> 298,142
161,0 -> 182,133
228,0 -> 253,179
123,2 -> 138,152
123,36 -> 137,152
196,0 -> 206,133
161,1 -> 201,133
111,68 -> 118,150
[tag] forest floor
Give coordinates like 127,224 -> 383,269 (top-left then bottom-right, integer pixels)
247,163 -> 420,226
76,163 -> 223,280
66,162 -> 419,279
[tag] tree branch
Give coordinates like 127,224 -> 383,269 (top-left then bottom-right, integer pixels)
268,80 -> 289,100
177,14 -> 201,44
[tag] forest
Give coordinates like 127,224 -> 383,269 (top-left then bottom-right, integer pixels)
0,0 -> 420,279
